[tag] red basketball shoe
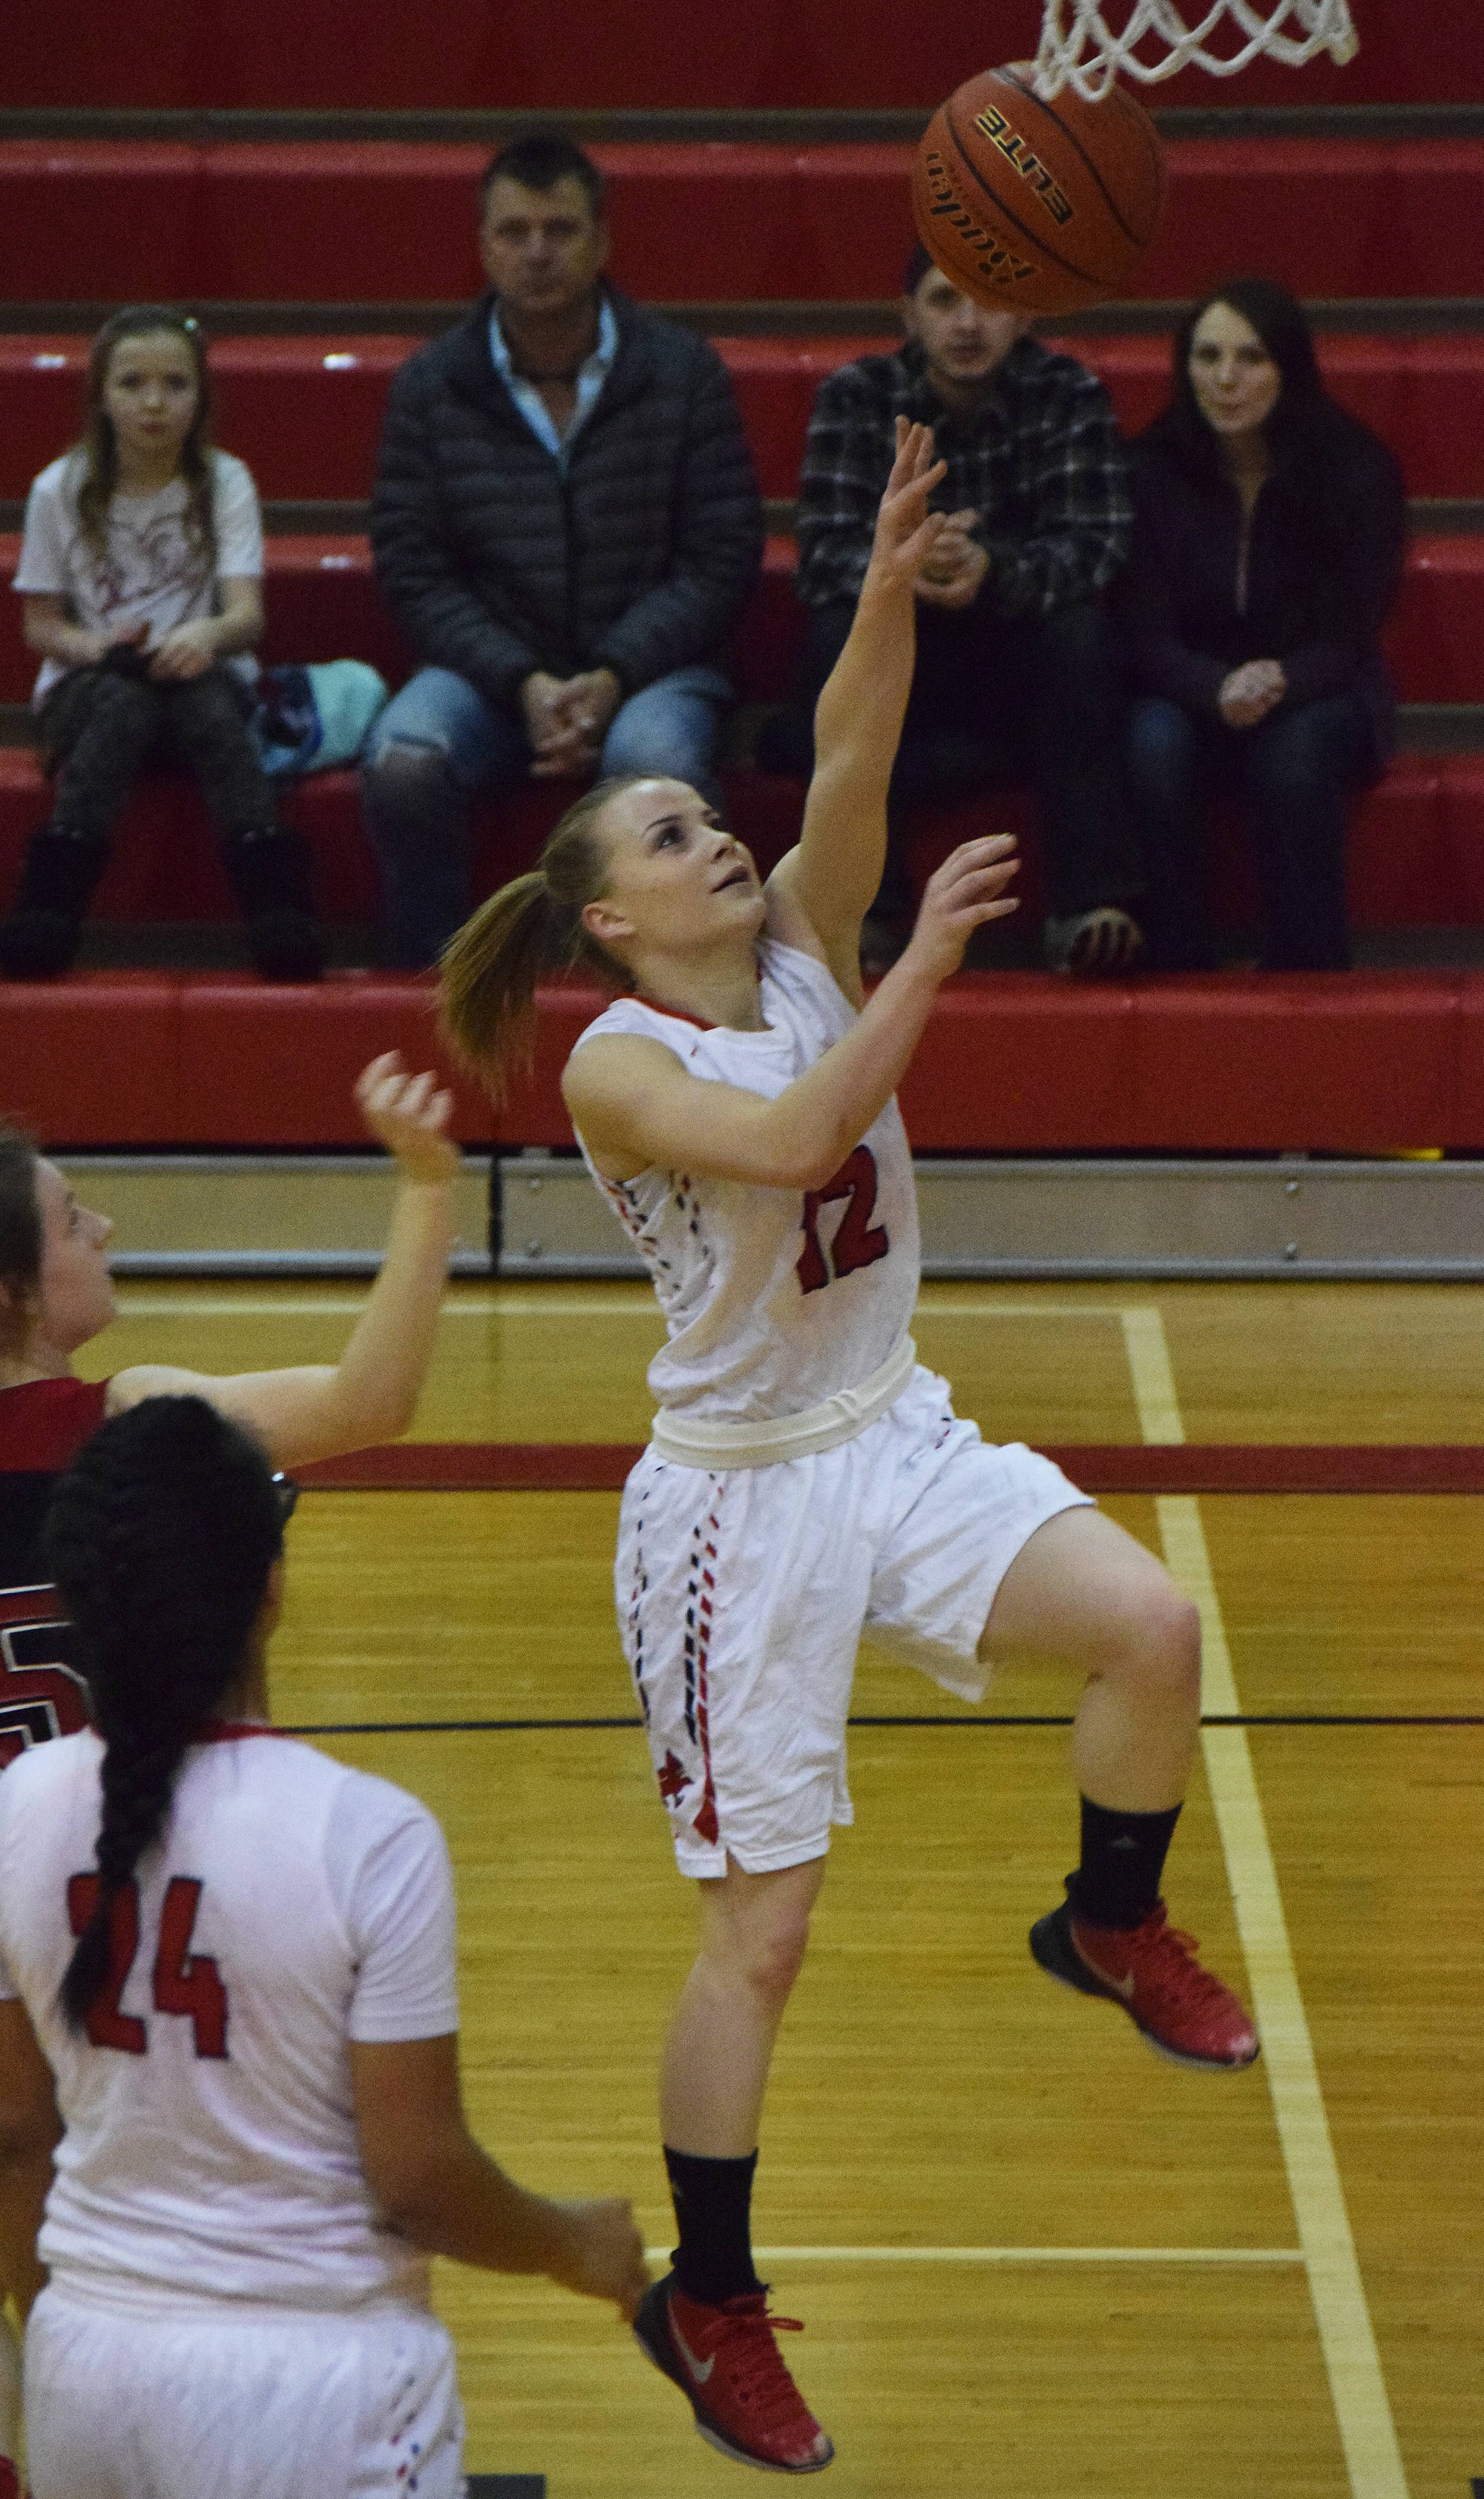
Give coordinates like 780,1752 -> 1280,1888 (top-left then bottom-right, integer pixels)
1031,1897 -> 1259,2070
634,2273 -> 834,2473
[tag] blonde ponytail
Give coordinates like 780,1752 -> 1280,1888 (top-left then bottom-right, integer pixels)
438,775 -> 646,1095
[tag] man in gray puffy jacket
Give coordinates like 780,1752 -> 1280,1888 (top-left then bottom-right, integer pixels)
364,132 -> 764,965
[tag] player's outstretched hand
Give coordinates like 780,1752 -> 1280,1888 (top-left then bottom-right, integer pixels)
902,835 -> 1020,984
355,1051 -> 461,1187
863,416 -> 949,600
548,2196 -> 651,2320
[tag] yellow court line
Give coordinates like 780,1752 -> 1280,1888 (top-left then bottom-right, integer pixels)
113,1303 -> 1149,1335
1123,1311 -> 1410,2499
108,1294 -> 668,1321
653,2245 -> 1304,2266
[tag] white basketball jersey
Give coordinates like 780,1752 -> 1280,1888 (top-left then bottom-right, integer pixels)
571,938 -> 919,1424
0,1727 -> 458,2312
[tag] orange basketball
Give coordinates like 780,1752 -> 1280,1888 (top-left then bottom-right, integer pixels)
913,62 -> 1165,319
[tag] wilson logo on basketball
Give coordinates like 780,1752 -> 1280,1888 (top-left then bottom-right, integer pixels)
971,106 -> 1075,226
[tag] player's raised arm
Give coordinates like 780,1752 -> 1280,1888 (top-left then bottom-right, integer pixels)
565,825 -> 1020,1191
105,1054 -> 459,1466
766,418 -> 1014,1001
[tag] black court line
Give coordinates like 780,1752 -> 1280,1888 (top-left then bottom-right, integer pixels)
467,2480 -> 545,2498
285,1712 -> 1484,1735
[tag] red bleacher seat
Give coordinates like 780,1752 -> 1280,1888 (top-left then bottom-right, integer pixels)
6,968 -> 1484,1153
3,332 -> 1484,508
899,979 -> 1137,1151
0,531 -> 1474,708
1132,972 -> 1459,1150
6,139 -> 1484,309
0,145 -> 202,304
1388,536 -> 1484,707
0,973 -> 180,1144
0,748 -> 1479,935
175,973 -> 494,1144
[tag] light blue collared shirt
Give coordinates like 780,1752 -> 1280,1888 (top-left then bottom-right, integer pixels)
487,296 -> 618,470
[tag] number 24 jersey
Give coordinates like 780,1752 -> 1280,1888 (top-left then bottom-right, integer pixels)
571,937 -> 920,1428
0,1727 -> 458,2311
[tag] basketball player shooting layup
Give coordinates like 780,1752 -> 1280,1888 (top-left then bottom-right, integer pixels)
0,1396 -> 649,2499
440,422 -> 1258,2476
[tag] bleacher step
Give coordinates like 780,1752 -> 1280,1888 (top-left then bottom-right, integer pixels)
10,968 -> 1484,1156
4,137 -> 1483,307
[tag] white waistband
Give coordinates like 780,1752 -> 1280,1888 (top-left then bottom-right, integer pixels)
42,2268 -> 434,2327
649,1334 -> 918,1470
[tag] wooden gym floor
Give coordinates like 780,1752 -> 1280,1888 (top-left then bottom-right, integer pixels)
79,1280 -> 1483,2499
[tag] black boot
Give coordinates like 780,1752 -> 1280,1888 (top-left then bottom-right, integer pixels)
0,827 -> 111,979
221,828 -> 326,983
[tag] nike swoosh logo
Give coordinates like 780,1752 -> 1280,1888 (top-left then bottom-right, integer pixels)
1076,1946 -> 1136,2000
669,2312 -> 715,2384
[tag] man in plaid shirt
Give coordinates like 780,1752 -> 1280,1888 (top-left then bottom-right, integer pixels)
769,245 -> 1143,971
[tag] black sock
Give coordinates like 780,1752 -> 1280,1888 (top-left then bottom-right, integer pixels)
664,2146 -> 762,2305
1068,1796 -> 1183,1930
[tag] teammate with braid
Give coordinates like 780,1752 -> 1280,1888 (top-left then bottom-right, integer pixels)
441,421 -> 1258,2475
0,1396 -> 648,2499
0,1051 -> 461,2491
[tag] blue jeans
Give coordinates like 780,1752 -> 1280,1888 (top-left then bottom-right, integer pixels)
361,662 -> 732,967
1126,692 -> 1376,972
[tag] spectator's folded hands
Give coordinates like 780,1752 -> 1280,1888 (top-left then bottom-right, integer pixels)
522,666 -> 622,777
1218,658 -> 1287,729
916,510 -> 989,611
148,620 -> 219,682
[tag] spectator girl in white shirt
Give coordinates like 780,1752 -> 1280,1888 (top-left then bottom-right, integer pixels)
0,1395 -> 648,2499
0,306 -> 324,984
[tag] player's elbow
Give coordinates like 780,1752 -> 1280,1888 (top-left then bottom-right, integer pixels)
364,2128 -> 471,2247
367,1382 -> 421,1442
329,1378 -> 420,1449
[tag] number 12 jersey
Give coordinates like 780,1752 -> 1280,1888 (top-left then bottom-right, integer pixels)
571,938 -> 919,1428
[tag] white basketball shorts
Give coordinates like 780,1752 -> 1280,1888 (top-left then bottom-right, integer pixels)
24,2284 -> 464,2499
616,1364 -> 1092,1876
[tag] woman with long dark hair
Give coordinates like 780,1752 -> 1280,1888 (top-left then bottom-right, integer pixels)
1120,277 -> 1405,970
0,1396 -> 646,2498
1,305 -> 324,982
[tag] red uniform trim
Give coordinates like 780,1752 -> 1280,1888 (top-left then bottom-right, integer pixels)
192,1721 -> 291,1744
634,992 -> 716,1033
0,1377 -> 108,1474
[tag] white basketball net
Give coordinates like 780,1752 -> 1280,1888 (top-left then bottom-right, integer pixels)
1034,0 -> 1359,96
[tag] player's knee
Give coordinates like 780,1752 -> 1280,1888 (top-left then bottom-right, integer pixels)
727,1901 -> 813,2014
1100,1577 -> 1201,1708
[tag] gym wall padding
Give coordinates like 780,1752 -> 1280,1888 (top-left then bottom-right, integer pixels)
8,0 -> 1484,111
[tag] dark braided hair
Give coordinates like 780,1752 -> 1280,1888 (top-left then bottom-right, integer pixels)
0,1126 -> 42,1357
40,1397 -> 283,2035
